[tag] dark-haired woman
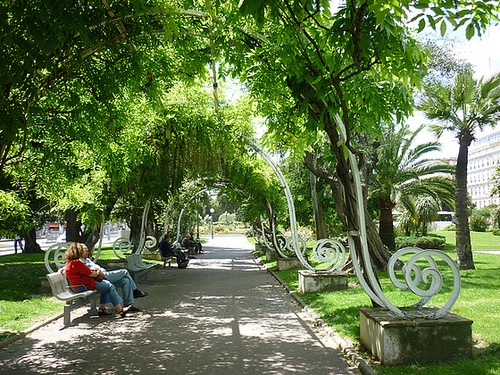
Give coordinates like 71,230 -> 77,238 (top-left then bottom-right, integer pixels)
64,242 -> 128,317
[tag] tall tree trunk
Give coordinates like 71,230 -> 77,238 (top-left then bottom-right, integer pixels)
22,227 -> 43,253
129,216 -> 141,250
65,209 -> 86,243
455,142 -> 475,269
379,201 -> 396,252
309,170 -> 328,239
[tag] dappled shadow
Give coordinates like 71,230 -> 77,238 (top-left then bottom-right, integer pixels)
0,236 -> 356,374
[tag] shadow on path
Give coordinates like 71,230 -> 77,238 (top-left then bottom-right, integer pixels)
0,235 -> 357,374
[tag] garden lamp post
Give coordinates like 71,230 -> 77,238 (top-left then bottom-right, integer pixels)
210,208 -> 214,239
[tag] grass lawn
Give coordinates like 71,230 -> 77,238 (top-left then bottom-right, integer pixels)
0,246 -> 150,342
431,229 -> 500,251
257,244 -> 500,374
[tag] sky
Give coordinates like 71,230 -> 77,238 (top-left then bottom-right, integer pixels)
410,23 -> 500,160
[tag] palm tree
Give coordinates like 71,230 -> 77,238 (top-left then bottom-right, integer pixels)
370,123 -> 455,252
419,71 -> 500,269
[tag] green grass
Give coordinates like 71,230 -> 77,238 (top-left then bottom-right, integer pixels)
0,246 -> 131,341
431,230 -> 500,250
255,248 -> 500,374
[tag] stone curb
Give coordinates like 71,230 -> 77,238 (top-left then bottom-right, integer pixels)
255,256 -> 378,375
0,312 -> 64,350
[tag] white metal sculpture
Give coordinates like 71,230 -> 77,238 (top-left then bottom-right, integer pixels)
333,113 -> 461,319
175,188 -> 208,242
251,141 -> 345,272
253,113 -> 461,319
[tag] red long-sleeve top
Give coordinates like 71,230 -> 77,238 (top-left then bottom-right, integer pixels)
64,259 -> 96,290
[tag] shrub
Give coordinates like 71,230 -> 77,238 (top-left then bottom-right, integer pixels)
415,236 -> 446,250
470,215 -> 489,232
395,235 -> 446,250
443,224 -> 456,231
492,229 -> 500,236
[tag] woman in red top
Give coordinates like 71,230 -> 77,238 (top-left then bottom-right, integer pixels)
64,243 -> 128,317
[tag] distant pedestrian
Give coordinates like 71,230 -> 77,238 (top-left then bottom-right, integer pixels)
14,235 -> 23,254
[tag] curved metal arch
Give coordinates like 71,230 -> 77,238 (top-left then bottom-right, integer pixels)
333,113 -> 461,319
176,188 -> 210,242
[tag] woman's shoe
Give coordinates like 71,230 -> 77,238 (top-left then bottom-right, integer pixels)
117,306 -> 129,318
98,308 -> 112,316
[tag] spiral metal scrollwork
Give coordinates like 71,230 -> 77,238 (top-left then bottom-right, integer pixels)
145,235 -> 157,250
386,247 -> 461,318
112,237 -> 132,259
44,242 -> 73,273
311,238 -> 347,273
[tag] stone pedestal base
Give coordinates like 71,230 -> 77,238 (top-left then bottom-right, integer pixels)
298,270 -> 348,293
360,307 -> 473,366
266,248 -> 277,260
141,253 -> 161,261
276,257 -> 302,271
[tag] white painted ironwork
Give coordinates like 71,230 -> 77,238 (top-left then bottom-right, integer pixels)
311,238 -> 347,273
92,222 -> 106,262
112,237 -> 133,259
44,242 -> 73,273
251,141 -> 347,272
145,235 -> 158,249
333,113 -> 461,319
176,189 -> 208,242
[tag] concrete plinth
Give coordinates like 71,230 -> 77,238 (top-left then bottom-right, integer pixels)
266,248 -> 278,260
276,257 -> 302,271
298,270 -> 348,293
360,307 -> 473,366
254,243 -> 265,253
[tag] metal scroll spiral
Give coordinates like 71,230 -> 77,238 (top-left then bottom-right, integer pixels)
333,112 -> 461,319
112,237 -> 132,260
387,247 -> 461,319
145,235 -> 157,250
284,235 -> 307,257
44,242 -> 73,273
311,238 -> 347,273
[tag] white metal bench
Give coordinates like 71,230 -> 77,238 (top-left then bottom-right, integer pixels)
160,253 -> 178,267
126,253 -> 159,283
46,272 -> 99,327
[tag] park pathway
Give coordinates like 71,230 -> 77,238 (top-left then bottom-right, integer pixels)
0,234 -> 358,374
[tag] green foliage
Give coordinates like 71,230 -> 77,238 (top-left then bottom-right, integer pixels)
0,190 -> 33,237
492,229 -> 500,236
443,224 -> 456,231
395,235 -> 446,250
470,215 -> 490,232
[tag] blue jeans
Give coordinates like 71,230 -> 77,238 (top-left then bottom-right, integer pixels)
95,279 -> 123,306
103,269 -> 136,306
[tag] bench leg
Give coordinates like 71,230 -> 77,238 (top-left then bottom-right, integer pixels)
90,295 -> 97,312
63,303 -> 72,326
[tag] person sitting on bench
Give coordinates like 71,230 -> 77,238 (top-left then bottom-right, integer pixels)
159,234 -> 189,268
189,232 -> 203,254
80,244 -> 148,313
181,234 -> 197,258
64,242 -> 129,317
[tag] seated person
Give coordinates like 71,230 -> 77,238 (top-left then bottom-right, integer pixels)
159,234 -> 189,268
181,234 -> 197,258
64,242 -> 128,317
189,232 -> 203,254
80,245 -> 147,312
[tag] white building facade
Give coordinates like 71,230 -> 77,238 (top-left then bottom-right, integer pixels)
468,131 -> 500,208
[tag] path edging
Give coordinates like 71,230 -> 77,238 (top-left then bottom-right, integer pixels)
255,256 -> 377,375
0,312 -> 65,350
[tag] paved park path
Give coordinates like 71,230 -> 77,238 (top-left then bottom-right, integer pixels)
0,234 -> 358,375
